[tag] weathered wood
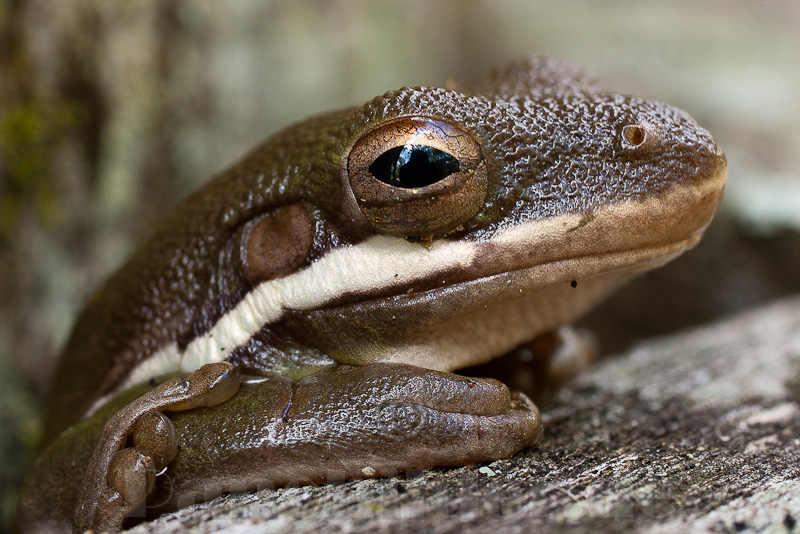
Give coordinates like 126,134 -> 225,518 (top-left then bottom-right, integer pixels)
130,295 -> 800,533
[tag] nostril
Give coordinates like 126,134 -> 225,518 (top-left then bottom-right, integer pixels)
622,124 -> 647,147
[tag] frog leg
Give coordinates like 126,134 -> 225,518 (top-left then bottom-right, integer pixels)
460,326 -> 597,402
144,363 -> 542,516
74,362 -> 240,533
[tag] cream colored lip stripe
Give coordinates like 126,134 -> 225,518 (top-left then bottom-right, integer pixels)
119,233 -> 479,393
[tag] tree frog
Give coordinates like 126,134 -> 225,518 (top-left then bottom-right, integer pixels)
17,57 -> 726,533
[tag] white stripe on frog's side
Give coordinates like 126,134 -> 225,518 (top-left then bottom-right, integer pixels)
119,234 -> 478,392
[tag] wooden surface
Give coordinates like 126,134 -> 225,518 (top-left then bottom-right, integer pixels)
129,296 -> 800,533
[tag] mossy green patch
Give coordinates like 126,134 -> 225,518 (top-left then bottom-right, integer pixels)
0,100 -> 78,239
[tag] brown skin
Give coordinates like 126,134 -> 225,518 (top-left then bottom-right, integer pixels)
18,57 -> 727,532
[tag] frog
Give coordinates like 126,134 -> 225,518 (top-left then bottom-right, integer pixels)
17,56 -> 727,533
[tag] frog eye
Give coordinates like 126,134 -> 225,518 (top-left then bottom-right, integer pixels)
347,118 -> 488,237
369,145 -> 460,188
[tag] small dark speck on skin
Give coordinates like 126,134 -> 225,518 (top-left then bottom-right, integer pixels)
571,280 -> 578,288
282,382 -> 295,421
785,513 -> 796,530
734,520 -> 747,532
565,212 -> 596,233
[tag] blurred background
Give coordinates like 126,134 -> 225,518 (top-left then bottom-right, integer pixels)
1,0 -> 798,528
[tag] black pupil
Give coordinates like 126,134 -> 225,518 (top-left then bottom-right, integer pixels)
369,145 -> 460,188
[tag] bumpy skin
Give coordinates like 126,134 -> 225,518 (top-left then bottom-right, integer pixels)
19,57 -> 726,532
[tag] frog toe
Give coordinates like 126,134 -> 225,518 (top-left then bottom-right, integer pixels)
107,448 -> 156,512
376,386 -> 542,467
131,411 -> 179,470
294,364 -> 543,472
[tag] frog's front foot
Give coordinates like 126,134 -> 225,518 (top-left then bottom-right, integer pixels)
300,364 -> 544,470
74,362 -> 241,533
146,363 -> 542,514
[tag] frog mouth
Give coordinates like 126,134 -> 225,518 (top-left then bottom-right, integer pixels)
307,225 -> 704,317
279,232 -> 700,367
351,232 -> 700,311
